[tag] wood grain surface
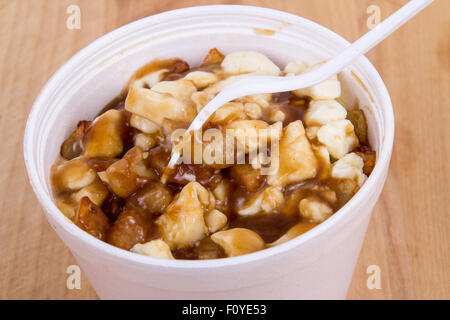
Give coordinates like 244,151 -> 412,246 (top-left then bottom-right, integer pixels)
0,0 -> 448,300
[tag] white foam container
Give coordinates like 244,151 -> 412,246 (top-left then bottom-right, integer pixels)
23,5 -> 394,299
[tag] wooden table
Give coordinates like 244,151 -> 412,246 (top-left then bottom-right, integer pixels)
0,0 -> 448,300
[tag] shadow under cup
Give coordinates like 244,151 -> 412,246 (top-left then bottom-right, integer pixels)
23,5 -> 394,299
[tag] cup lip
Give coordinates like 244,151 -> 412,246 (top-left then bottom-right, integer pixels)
24,4 -> 394,269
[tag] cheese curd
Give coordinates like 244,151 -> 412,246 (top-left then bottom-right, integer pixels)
131,239 -> 174,259
292,63 -> 341,100
221,51 -> 281,76
209,102 -> 246,124
125,87 -> 196,126
317,119 -> 359,159
83,110 -> 126,158
205,209 -> 228,233
225,120 -> 282,153
156,182 -> 211,249
184,71 -> 218,89
283,61 -> 308,76
151,79 -> 197,103
238,186 -> 284,216
304,100 -> 347,126
267,120 -> 318,187
51,48 -> 375,260
52,158 -> 97,191
331,153 -> 368,187
293,76 -> 341,100
299,197 -> 333,222
210,228 -> 266,257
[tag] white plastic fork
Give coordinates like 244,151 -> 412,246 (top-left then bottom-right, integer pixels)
167,0 -> 433,168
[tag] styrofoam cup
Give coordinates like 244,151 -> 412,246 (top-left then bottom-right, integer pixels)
23,5 -> 394,299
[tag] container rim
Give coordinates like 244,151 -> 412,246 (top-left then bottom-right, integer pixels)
23,4 -> 394,269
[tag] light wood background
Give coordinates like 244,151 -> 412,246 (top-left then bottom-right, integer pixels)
0,0 -> 448,300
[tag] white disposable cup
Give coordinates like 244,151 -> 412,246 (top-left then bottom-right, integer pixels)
24,5 -> 394,299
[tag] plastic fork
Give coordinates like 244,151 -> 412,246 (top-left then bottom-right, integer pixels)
167,0 -> 433,168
